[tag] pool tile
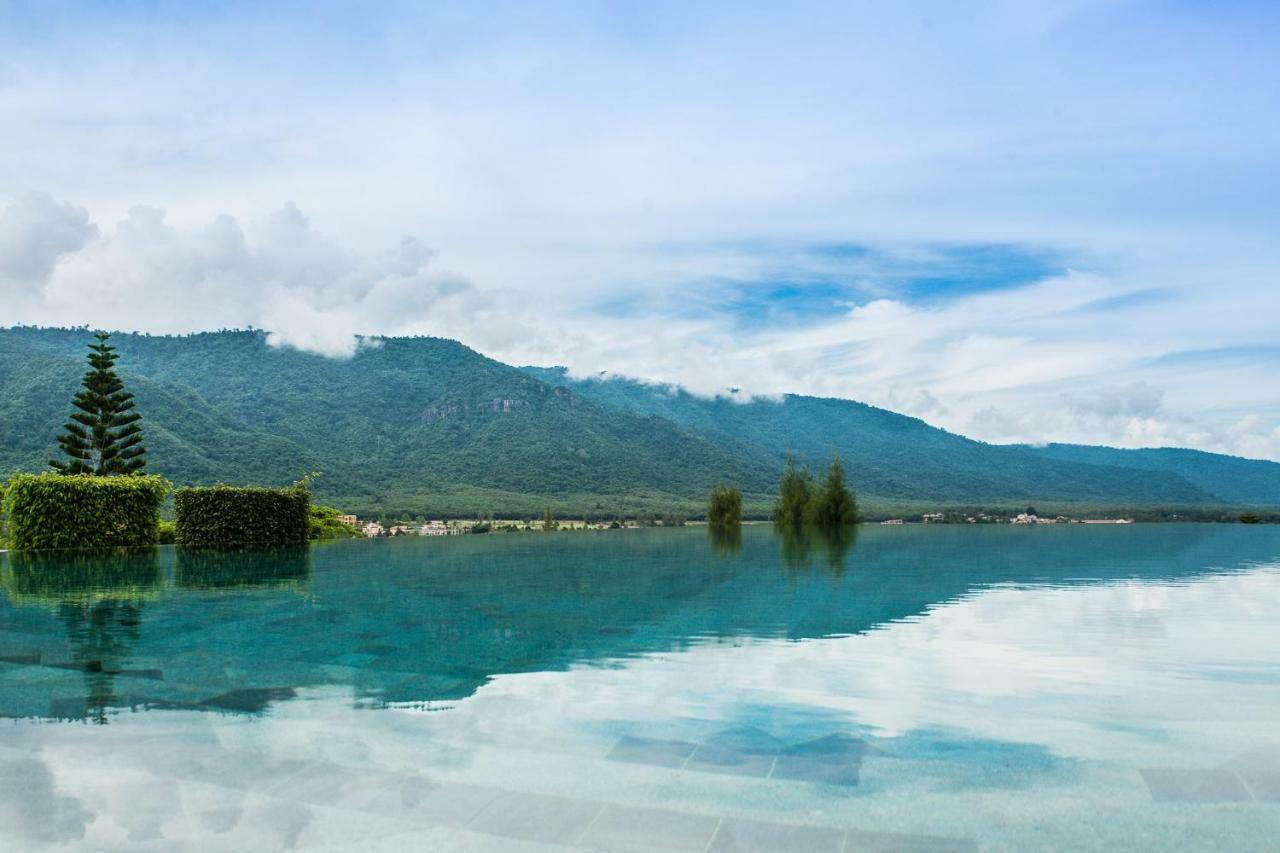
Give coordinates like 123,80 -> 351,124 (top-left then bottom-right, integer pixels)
466,790 -> 602,844
771,754 -> 860,786
1238,771 -> 1280,802
1140,768 -> 1253,802
705,725 -> 786,755
784,733 -> 866,763
844,828 -> 979,852
407,781 -> 498,826
686,744 -> 776,777
1220,744 -> 1280,773
708,817 -> 845,853
576,803 -> 720,852
606,735 -> 697,768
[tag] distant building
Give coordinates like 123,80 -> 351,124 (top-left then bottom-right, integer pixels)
881,519 -> 904,525
419,521 -> 451,536
922,513 -> 945,523
388,525 -> 413,536
1012,513 -> 1058,524
361,521 -> 385,538
1083,518 -> 1134,524
337,514 -> 357,526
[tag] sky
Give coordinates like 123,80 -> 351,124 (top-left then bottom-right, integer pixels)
1,1 -> 1278,459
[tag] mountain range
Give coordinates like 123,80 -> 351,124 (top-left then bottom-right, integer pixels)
1,327 -> 1277,517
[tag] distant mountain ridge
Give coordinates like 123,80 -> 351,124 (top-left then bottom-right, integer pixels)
0,327 -> 1276,514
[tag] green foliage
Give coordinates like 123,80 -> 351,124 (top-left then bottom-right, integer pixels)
806,457 -> 859,527
308,504 -> 361,539
50,332 -> 147,475
771,457 -> 814,526
158,519 -> 177,544
542,506 -> 556,531
1240,512 -> 1261,524
707,484 -> 743,527
3,473 -> 168,551
174,483 -> 311,546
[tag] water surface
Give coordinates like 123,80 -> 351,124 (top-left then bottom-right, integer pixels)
2,525 -> 1279,851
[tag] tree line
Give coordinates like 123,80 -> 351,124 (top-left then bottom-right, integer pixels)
707,454 -> 858,529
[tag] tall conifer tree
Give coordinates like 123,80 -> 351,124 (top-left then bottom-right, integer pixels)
51,332 -> 147,475
771,455 -> 813,527
807,455 -> 858,527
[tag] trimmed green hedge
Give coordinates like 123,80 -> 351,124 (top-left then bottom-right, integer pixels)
174,483 -> 311,546
3,473 -> 168,551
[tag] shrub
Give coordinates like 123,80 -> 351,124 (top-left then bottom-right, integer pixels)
308,504 -> 360,540
158,519 -> 177,544
3,473 -> 168,551
707,484 -> 742,527
174,483 -> 311,546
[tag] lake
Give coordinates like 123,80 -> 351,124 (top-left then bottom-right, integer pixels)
2,524 -> 1279,851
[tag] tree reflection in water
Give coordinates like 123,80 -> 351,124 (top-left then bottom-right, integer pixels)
4,549 -> 162,724
776,525 -> 858,574
707,523 -> 743,557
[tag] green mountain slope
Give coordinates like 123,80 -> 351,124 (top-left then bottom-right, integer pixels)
1021,443 -> 1280,506
0,328 -> 769,513
2,327 -> 1276,514
521,367 -> 1275,506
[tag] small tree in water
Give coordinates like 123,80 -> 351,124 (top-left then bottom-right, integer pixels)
771,456 -> 813,527
707,484 -> 742,527
806,456 -> 858,528
51,332 -> 147,475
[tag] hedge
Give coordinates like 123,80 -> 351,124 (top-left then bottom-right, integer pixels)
174,483 -> 311,546
3,473 -> 169,551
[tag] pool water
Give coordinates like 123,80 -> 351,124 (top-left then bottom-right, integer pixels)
2,524 -> 1280,851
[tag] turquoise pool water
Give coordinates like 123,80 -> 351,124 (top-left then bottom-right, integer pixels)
2,524 -> 1280,851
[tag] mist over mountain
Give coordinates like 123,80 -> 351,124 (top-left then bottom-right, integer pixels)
2,327 -> 1277,516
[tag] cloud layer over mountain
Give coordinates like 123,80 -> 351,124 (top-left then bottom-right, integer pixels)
0,2 -> 1277,459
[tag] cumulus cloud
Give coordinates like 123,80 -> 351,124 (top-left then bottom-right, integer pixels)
2,196 -> 509,358
0,194 -> 96,293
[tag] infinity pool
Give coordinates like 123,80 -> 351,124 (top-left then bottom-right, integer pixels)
2,525 -> 1279,851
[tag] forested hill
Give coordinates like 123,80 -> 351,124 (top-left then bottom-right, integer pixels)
0,327 -> 1276,515
521,366 -> 1280,509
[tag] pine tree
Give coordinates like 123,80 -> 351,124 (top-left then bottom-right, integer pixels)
542,506 -> 556,531
51,332 -> 147,476
807,456 -> 858,528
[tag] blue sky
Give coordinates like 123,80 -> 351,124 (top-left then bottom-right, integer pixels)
1,1 -> 1278,458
